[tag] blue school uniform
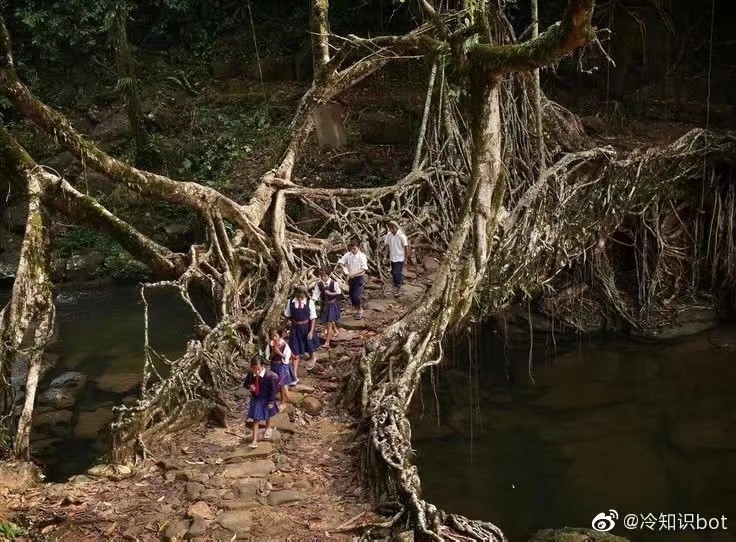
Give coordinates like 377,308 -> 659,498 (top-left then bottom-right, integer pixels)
244,369 -> 279,422
266,339 -> 296,387
317,280 -> 341,323
285,298 -> 321,355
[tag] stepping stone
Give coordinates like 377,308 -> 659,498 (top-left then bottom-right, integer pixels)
224,442 -> 274,462
332,329 -> 359,342
223,459 -> 275,479
267,489 -> 307,506
235,480 -> 261,500
365,298 -> 396,313
216,510 -> 254,533
187,517 -> 210,537
422,255 -> 440,271
292,383 -> 315,393
164,519 -> 190,539
269,413 -> 299,434
187,501 -> 216,520
338,317 -> 367,330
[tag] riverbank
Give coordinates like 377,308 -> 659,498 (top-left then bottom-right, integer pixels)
0,263 -> 435,540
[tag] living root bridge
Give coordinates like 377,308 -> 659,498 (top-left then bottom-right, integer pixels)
1,0 -> 734,540
345,129 -> 736,540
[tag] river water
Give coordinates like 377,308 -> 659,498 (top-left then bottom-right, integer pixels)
413,326 -> 736,541
24,286 -> 195,480
8,285 -> 736,540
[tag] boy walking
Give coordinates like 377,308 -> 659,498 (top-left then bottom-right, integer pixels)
337,238 -> 368,319
384,220 -> 411,297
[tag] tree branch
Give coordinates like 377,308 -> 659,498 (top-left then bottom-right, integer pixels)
0,124 -> 179,276
468,0 -> 596,73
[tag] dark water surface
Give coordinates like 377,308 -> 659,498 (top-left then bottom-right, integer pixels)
30,286 -> 196,480
413,327 -> 736,541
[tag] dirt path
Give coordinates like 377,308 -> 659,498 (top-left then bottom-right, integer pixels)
1,261 -> 438,541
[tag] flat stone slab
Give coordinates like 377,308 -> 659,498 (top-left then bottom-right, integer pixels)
338,317 -> 367,330
332,329 -> 360,342
235,480 -> 261,500
216,510 -> 254,533
291,383 -> 315,393
223,459 -> 275,479
365,298 -> 397,312
224,442 -> 274,462
269,413 -> 299,434
267,489 -> 307,506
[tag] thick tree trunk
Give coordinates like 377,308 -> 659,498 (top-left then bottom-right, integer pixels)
311,0 -> 330,74
0,138 -> 55,459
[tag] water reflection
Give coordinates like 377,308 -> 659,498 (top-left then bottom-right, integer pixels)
413,326 -> 736,541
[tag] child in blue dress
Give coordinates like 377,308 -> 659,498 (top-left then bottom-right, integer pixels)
264,326 -> 295,408
243,356 -> 279,448
284,284 -> 321,374
312,266 -> 341,349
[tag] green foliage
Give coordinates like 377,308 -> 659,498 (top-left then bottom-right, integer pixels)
0,425 -> 12,459
56,225 -> 117,256
0,521 -> 27,539
15,0 -> 117,63
105,252 -> 152,282
152,103 -> 283,189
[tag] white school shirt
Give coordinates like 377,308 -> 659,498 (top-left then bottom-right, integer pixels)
384,230 -> 409,262
283,297 -> 317,320
312,279 -> 341,301
338,251 -> 368,276
264,339 -> 292,360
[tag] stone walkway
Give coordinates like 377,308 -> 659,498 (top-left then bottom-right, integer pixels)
1,265 -> 435,541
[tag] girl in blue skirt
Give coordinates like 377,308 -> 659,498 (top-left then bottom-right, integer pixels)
312,266 -> 342,349
243,356 -> 279,448
265,326 -> 295,408
284,284 -> 321,374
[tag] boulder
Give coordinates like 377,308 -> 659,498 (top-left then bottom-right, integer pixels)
65,251 -> 105,281
158,221 -> 195,252
421,255 -> 440,271
32,409 -> 73,438
648,307 -> 720,339
301,396 -> 322,415
313,104 -> 347,149
44,369 -> 85,393
38,387 -> 77,409
89,112 -> 130,143
360,112 -> 414,145
0,462 -> 42,492
73,407 -> 114,439
3,201 -> 28,234
94,371 -> 141,394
